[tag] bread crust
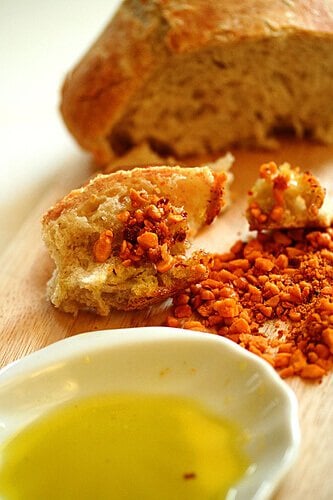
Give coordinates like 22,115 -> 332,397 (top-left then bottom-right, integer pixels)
61,0 -> 333,164
61,1 -> 165,163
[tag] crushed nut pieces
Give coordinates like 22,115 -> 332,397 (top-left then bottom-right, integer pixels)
93,229 -> 114,263
167,228 -> 333,381
93,189 -> 188,273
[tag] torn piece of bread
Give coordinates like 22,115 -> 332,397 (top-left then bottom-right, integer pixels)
42,165 -> 227,315
61,0 -> 333,165
247,162 -> 332,230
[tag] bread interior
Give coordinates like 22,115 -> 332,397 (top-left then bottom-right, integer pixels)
109,36 -> 333,158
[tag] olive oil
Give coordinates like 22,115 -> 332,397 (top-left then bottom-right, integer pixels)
0,394 -> 249,500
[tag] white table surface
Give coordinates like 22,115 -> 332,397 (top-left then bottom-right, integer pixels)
0,0 -> 121,254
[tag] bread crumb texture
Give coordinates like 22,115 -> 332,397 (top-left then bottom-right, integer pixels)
42,165 -> 227,314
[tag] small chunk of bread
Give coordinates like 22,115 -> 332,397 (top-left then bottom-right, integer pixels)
42,164 -> 228,315
247,162 -> 332,230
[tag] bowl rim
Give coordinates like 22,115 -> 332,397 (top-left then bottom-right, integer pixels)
0,326 -> 301,500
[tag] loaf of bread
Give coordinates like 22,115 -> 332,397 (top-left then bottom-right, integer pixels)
42,164 -> 228,315
247,162 -> 332,230
61,0 -> 333,165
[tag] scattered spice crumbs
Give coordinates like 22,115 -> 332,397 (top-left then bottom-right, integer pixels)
167,227 -> 333,381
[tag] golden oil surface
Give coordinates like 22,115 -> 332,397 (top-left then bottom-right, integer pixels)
0,393 -> 249,500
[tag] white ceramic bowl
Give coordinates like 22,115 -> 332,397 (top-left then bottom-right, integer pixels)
0,327 -> 299,499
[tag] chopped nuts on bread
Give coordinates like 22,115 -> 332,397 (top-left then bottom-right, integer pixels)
42,164 -> 228,315
61,0 -> 333,165
247,162 -> 332,230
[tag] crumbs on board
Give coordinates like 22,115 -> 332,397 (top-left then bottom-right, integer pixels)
167,227 -> 333,381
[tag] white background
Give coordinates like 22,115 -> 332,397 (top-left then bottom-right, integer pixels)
0,0 -> 121,253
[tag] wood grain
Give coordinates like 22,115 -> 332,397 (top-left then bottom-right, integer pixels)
0,140 -> 333,499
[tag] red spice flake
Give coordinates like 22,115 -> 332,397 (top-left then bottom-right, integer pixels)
169,227 -> 333,381
273,174 -> 289,192
183,472 -> 197,480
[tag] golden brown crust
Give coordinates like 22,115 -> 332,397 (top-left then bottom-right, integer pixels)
205,171 -> 226,225
60,1 -> 166,163
61,0 -> 333,164
160,0 -> 333,52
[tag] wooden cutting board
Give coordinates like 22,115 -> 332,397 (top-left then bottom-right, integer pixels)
1,140 -> 333,499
